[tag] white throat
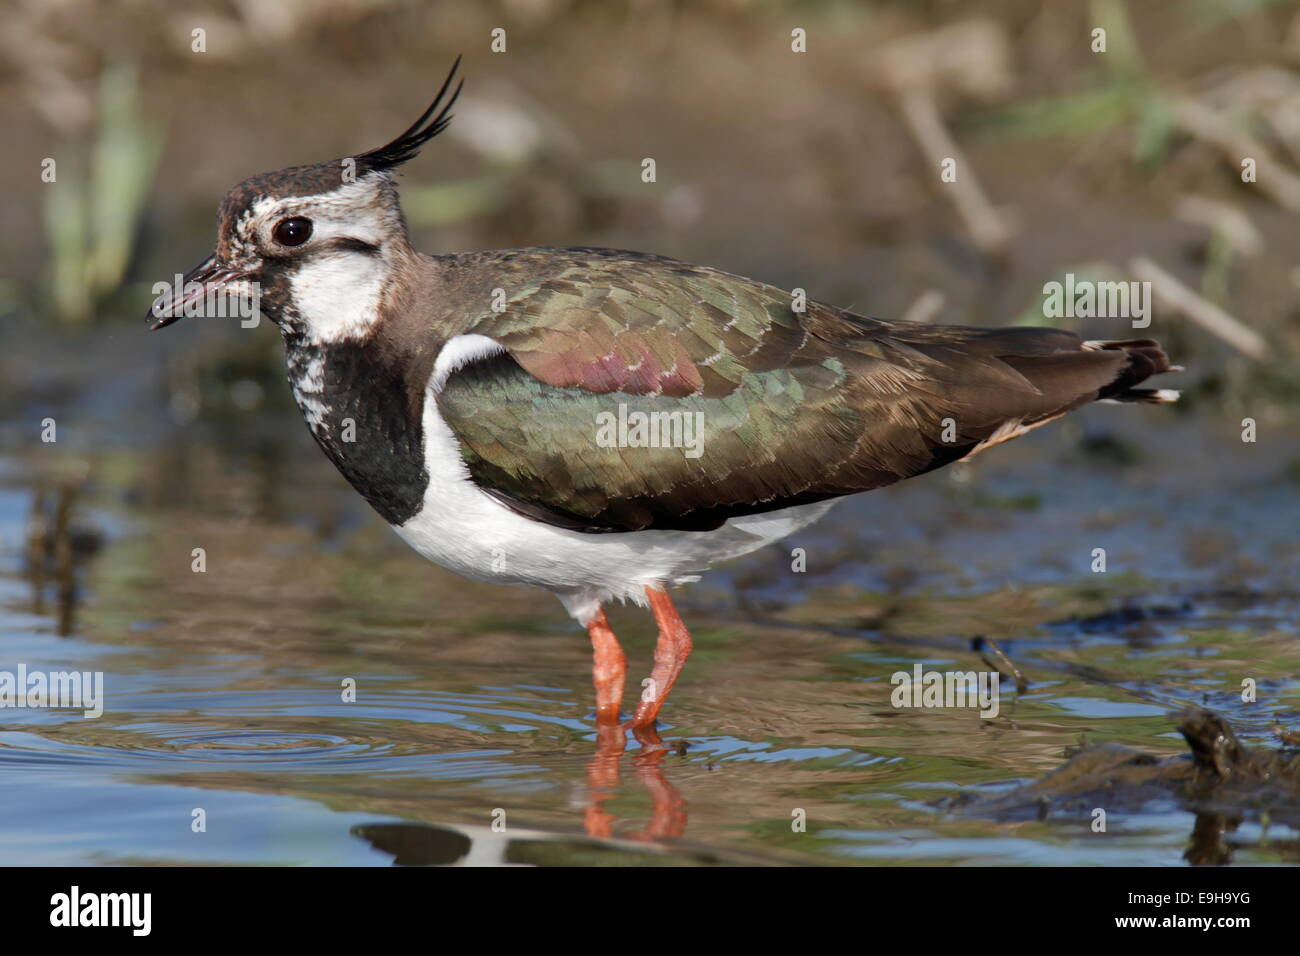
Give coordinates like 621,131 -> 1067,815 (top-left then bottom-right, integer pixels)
288,252 -> 388,344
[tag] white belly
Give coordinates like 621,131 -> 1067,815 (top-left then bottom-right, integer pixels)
392,390 -> 837,624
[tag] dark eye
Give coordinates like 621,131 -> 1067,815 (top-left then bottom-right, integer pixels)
273,217 -> 312,247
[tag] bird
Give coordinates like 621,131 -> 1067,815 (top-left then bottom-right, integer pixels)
149,59 -> 1179,730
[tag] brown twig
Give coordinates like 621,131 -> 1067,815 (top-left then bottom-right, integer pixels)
1130,256 -> 1270,361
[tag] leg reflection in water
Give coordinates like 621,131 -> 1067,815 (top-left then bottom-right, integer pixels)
585,723 -> 687,841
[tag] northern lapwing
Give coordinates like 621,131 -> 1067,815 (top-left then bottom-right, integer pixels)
149,60 -> 1179,728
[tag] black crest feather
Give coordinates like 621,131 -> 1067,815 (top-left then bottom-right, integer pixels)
356,56 -> 463,173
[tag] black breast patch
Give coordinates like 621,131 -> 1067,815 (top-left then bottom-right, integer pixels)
284,337 -> 430,526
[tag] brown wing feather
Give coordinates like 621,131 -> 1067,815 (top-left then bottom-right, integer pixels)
433,249 -> 1169,532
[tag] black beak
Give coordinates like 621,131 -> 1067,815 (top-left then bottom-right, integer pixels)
147,254 -> 247,330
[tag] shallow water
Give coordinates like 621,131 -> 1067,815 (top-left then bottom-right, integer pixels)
6,0 -> 1300,870
3,378 -> 1298,866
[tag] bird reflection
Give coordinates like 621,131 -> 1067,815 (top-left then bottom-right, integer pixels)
585,722 -> 687,841
351,723 -> 691,865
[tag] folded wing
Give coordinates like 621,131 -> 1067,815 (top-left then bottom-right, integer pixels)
436,252 -> 1165,532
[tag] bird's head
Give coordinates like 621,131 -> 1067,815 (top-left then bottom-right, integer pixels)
148,58 -> 462,343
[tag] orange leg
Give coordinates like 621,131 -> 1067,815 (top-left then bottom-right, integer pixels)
587,607 -> 627,725
629,587 -> 694,729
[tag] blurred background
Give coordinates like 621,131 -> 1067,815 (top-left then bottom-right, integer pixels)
1,0 -> 1298,866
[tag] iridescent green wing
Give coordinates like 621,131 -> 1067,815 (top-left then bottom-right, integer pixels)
437,253 -> 1125,532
